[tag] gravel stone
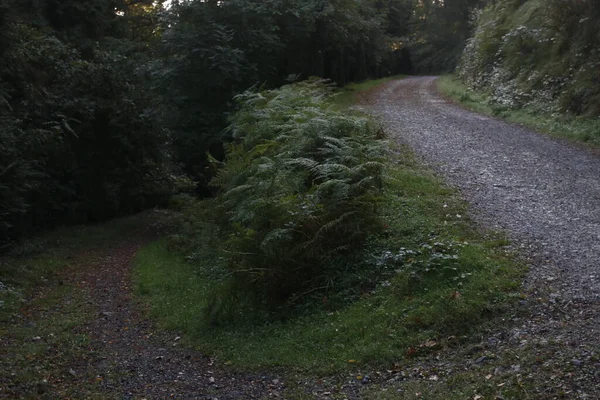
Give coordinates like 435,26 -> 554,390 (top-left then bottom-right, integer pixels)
475,356 -> 488,364
367,76 -> 600,302
360,76 -> 600,398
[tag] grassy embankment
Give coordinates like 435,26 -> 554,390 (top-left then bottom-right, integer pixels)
438,78 -> 600,149
134,76 -> 525,374
446,0 -> 600,149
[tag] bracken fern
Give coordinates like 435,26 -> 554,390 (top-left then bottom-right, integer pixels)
209,78 -> 386,308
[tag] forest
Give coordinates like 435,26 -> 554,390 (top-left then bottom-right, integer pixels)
1,0 -> 600,398
0,0 -> 481,247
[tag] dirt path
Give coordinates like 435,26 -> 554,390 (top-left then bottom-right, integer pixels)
0,218 -> 284,399
78,242 -> 284,399
367,76 -> 600,302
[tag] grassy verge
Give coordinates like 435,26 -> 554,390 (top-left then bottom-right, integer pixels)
334,75 -> 406,108
0,283 -> 98,398
438,75 -> 600,148
134,150 -> 524,373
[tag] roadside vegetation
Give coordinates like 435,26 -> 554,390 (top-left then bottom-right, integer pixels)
438,76 -> 600,148
134,78 -> 524,372
448,0 -> 600,147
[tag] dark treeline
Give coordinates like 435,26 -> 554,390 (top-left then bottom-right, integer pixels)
0,0 -> 481,248
0,0 -> 172,247
157,0 -> 413,191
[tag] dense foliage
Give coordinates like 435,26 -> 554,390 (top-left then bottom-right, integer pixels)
174,81 -> 385,312
1,0 -> 482,248
156,0 -> 480,191
156,0 -> 407,191
408,0 -> 485,72
0,0 -> 170,247
458,0 -> 600,117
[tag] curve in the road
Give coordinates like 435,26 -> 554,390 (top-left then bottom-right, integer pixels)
368,76 -> 600,302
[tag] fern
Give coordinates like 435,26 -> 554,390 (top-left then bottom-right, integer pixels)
201,79 -> 386,306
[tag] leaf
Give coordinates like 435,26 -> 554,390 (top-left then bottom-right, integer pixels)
420,340 -> 438,348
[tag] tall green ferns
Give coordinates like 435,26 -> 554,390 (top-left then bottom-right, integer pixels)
210,79 -> 386,303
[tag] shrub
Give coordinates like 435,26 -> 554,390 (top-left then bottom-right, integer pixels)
202,79 -> 386,307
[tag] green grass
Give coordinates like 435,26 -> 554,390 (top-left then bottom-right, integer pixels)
134,147 -> 524,373
438,75 -> 600,148
0,285 -> 98,398
333,75 -> 406,108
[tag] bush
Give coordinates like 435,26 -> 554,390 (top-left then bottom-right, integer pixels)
188,79 -> 386,308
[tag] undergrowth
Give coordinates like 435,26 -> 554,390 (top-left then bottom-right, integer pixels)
457,0 -> 600,119
169,79 -> 387,320
135,150 -> 523,372
438,75 -> 600,148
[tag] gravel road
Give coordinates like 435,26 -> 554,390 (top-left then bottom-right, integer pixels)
367,76 -> 600,302
3,78 -> 599,399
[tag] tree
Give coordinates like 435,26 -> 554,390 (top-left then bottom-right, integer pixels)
408,0 -> 485,72
156,0 -> 413,193
0,0 -> 170,247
